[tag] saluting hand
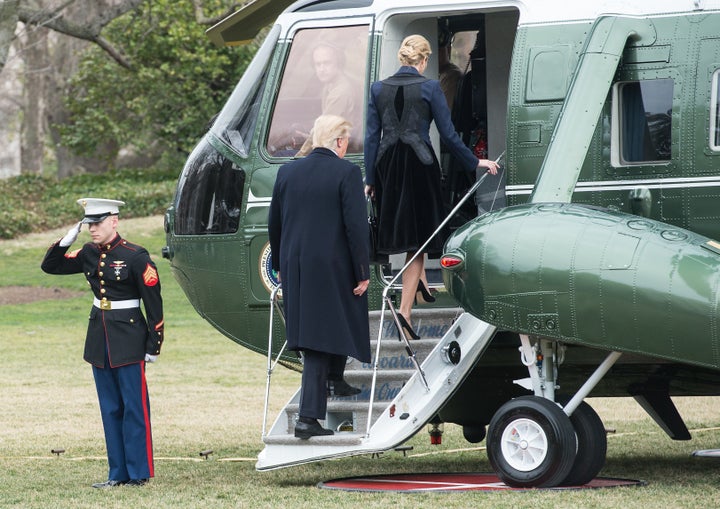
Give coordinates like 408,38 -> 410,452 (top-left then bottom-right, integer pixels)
59,221 -> 83,247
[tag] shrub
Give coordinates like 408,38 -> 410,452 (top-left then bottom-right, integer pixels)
0,169 -> 178,239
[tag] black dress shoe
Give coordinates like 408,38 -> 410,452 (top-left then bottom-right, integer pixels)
91,480 -> 127,489
327,379 -> 361,397
125,479 -> 148,487
294,418 -> 334,439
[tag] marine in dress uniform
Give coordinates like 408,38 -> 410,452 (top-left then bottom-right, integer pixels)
41,198 -> 164,488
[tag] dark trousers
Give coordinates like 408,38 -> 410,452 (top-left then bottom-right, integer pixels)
299,350 -> 347,420
92,354 -> 154,481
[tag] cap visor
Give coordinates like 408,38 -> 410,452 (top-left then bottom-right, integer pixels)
81,214 -> 110,224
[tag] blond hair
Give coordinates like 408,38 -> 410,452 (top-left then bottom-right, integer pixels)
297,115 -> 352,156
398,34 -> 432,66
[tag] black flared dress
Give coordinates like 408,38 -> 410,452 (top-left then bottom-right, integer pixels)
374,140 -> 447,258
365,67 -> 480,259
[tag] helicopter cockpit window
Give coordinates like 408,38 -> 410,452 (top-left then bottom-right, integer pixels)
616,79 -> 673,164
213,24 -> 280,158
174,139 -> 245,235
266,25 -> 368,157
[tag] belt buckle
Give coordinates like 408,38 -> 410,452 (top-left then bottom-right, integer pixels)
100,298 -> 111,310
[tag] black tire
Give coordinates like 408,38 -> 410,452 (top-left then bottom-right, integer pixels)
560,399 -> 607,486
487,396 -> 577,488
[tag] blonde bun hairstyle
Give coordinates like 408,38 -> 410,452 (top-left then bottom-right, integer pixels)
397,34 -> 432,66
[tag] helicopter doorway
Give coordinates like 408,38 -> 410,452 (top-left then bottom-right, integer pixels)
374,7 -> 518,288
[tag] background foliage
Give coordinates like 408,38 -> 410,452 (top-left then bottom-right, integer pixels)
59,0 -> 256,170
0,168 -> 177,239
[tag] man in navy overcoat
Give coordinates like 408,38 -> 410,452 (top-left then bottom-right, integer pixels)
268,115 -> 370,438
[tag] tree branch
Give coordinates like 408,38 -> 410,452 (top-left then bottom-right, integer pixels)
93,35 -> 132,69
17,0 -> 144,69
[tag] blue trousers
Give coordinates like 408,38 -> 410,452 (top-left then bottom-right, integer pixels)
92,357 -> 154,481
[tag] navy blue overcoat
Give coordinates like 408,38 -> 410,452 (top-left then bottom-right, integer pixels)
268,147 -> 371,363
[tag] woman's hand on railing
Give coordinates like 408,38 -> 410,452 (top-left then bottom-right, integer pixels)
477,159 -> 499,175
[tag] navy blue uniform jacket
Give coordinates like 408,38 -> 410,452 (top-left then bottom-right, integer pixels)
364,66 -> 479,186
41,234 -> 164,367
268,147 -> 371,363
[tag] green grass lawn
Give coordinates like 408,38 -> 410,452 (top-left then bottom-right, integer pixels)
2,218 -> 720,508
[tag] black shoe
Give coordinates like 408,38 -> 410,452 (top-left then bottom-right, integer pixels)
125,479 -> 148,487
294,418 -> 334,439
91,480 -> 127,489
416,280 -> 436,303
327,379 -> 361,397
396,314 -> 420,340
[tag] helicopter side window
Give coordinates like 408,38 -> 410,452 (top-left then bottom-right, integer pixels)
616,79 -> 673,164
711,70 -> 720,150
174,139 -> 245,235
266,25 -> 369,156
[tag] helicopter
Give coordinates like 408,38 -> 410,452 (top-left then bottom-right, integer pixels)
162,0 -> 720,488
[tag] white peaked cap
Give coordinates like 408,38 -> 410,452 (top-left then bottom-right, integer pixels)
77,198 -> 126,224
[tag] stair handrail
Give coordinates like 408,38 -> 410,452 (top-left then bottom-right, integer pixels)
262,285 -> 288,437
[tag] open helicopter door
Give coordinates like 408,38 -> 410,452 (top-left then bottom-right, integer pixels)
370,8 -> 517,294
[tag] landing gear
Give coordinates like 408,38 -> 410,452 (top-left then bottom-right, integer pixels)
483,339 -> 619,488
487,395 -> 576,488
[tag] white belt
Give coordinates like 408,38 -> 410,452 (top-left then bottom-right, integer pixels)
93,297 -> 140,310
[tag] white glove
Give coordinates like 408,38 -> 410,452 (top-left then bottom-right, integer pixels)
144,354 -> 158,363
59,222 -> 82,247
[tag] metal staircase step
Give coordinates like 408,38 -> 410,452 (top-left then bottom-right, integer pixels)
368,307 -> 464,341
266,401 -> 386,441
345,340 -> 438,370
262,432 -> 364,446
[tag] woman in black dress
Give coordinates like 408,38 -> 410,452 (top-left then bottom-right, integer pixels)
364,34 -> 498,338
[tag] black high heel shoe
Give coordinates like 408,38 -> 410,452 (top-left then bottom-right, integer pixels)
416,280 -> 436,304
396,314 -> 420,340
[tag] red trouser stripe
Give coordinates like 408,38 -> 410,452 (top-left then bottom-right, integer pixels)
140,362 -> 154,477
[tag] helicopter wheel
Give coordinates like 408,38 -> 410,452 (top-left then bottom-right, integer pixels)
487,395 -> 576,488
559,398 -> 607,486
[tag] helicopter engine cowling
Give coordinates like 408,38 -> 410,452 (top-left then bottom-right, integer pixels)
441,203 -> 720,369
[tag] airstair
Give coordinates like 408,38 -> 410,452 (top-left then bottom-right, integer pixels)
258,156 -> 503,470
257,307 -> 496,470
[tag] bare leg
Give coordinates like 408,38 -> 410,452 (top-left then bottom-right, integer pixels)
399,252 -> 423,322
